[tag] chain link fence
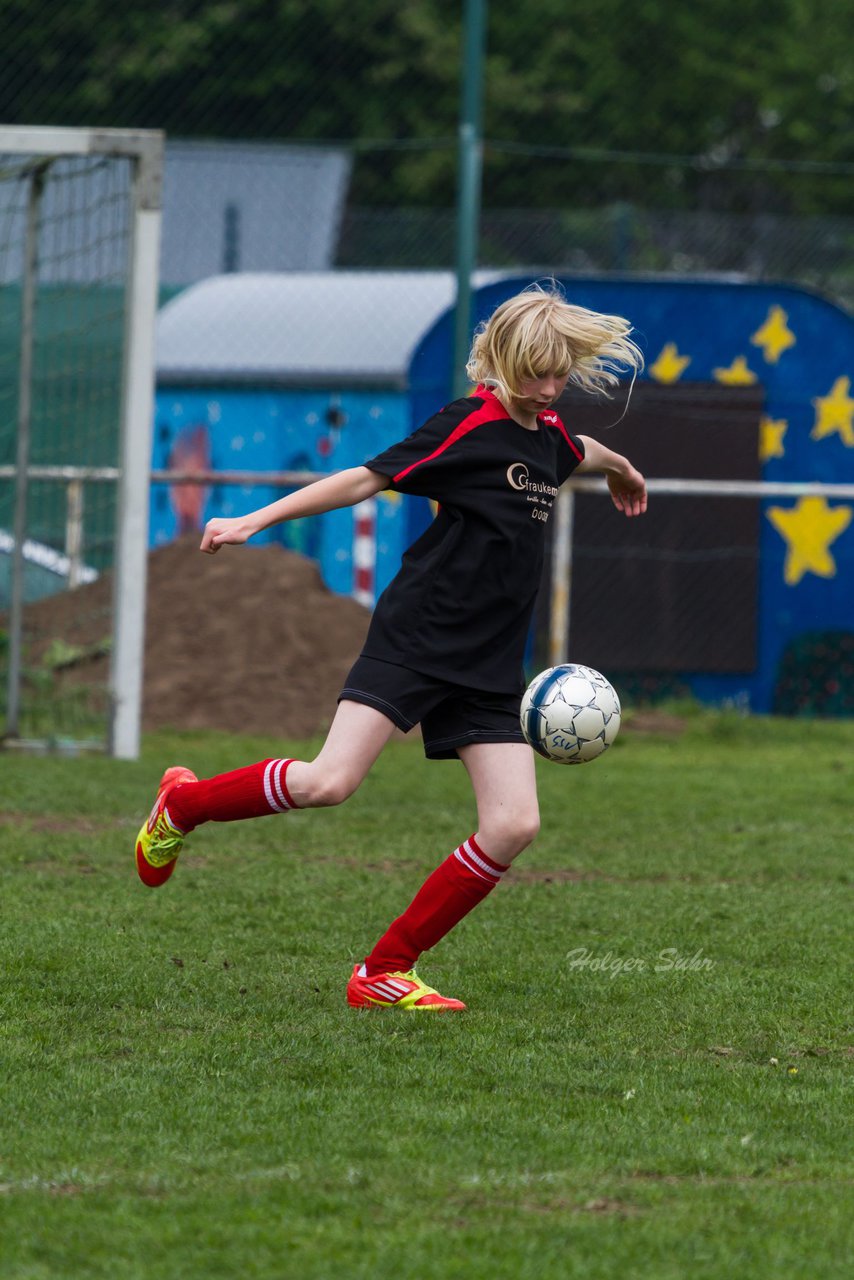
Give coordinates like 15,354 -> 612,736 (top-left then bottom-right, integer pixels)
4,1 -> 853,303
2,1 -> 853,726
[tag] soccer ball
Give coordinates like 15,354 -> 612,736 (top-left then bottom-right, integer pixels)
520,664 -> 621,764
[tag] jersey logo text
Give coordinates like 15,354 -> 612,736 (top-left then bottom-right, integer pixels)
506,463 -> 558,498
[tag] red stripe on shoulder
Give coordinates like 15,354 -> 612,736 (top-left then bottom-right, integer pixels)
539,411 -> 583,461
393,396 -> 511,484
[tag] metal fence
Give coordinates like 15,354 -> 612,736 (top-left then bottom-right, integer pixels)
3,1 -> 853,308
2,1 -> 852,742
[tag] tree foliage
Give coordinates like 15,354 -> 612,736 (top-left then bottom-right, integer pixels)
2,0 -> 852,212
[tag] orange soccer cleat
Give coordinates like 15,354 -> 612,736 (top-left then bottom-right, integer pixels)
135,766 -> 198,887
346,964 -> 466,1011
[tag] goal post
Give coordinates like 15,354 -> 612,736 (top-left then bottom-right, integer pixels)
0,126 -> 164,759
111,135 -> 163,760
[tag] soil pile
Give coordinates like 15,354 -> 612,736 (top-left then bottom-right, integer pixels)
17,535 -> 373,738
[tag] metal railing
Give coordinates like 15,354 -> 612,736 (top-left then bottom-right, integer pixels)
5,467 -> 854,666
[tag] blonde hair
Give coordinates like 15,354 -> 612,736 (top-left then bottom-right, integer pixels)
466,281 -> 644,401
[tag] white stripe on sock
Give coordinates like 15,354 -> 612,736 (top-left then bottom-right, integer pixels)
460,838 -> 504,878
263,760 -> 288,813
453,846 -> 494,882
272,759 -> 292,810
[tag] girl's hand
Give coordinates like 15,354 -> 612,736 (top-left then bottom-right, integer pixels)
606,463 -> 647,518
200,516 -> 256,554
574,438 -> 647,517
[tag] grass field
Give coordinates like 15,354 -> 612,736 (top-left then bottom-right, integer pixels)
1,711 -> 852,1278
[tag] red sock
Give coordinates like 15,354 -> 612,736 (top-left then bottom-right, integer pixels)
364,836 -> 508,976
166,758 -> 298,832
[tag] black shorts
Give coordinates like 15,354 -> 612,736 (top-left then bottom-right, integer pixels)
339,655 -> 526,760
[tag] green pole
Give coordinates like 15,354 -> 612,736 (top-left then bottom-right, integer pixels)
452,0 -> 487,399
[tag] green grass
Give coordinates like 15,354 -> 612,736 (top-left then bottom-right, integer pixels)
1,715 -> 852,1278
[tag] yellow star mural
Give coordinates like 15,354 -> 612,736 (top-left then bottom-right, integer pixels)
759,416 -> 787,461
811,376 -> 854,447
713,355 -> 758,386
750,305 -> 796,364
650,342 -> 691,384
767,496 -> 853,586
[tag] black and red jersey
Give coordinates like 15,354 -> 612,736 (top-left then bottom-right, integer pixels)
361,385 -> 585,692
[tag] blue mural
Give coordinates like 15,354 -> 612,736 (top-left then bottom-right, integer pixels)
410,277 -> 854,713
150,387 -> 411,599
152,275 -> 854,713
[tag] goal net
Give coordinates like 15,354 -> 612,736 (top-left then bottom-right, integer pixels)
0,127 -> 162,759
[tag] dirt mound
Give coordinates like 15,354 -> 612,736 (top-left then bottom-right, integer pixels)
18,535 -> 373,738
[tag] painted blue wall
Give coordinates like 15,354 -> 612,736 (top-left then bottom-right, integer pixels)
151,276 -> 854,712
150,387 -> 412,599
410,277 -> 854,711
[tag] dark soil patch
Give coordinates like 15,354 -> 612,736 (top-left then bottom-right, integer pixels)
12,535 -> 372,738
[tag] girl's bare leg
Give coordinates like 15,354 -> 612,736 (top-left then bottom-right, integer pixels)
457,741 -> 540,864
286,700 -> 399,808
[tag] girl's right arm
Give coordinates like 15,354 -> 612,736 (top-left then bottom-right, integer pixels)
574,436 -> 647,518
200,465 -> 390,553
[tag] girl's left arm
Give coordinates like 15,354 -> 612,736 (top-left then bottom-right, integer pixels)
199,465 -> 389,552
574,436 -> 648,518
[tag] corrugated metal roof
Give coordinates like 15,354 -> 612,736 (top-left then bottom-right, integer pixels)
155,271 -> 499,387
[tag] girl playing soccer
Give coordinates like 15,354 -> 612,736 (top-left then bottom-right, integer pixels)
135,282 -> 647,1011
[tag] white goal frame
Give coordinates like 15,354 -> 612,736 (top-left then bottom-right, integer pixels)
0,126 -> 164,759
